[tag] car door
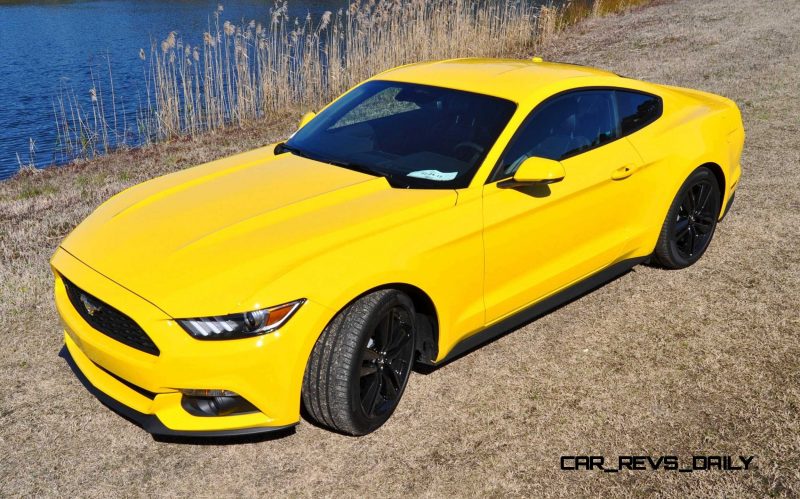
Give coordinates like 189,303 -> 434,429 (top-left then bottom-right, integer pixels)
482,89 -> 645,323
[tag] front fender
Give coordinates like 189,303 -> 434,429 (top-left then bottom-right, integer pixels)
245,189 -> 486,361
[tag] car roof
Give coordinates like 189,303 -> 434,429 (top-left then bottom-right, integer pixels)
373,58 -> 621,102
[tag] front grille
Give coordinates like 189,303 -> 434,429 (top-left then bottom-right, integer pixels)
63,278 -> 160,356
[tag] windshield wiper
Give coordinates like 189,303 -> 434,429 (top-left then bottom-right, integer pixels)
276,143 -> 411,188
324,158 -> 395,183
274,142 -> 312,159
327,159 -> 413,189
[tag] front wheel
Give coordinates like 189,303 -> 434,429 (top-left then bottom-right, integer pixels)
302,289 -> 416,435
653,166 -> 721,269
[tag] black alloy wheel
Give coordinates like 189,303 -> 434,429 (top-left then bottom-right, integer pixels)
654,166 -> 721,269
302,289 -> 417,435
358,305 -> 415,420
674,178 -> 719,259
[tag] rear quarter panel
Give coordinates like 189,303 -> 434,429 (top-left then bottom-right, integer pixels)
622,82 -> 743,255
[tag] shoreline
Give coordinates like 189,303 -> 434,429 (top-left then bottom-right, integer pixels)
2,0 -> 648,186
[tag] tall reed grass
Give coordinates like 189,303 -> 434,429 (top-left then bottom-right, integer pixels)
52,0 -> 648,162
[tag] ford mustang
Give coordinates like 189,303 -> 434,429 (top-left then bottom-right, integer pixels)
53,58 -> 744,437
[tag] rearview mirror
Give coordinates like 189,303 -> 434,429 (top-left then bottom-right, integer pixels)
499,157 -> 565,188
298,111 -> 316,129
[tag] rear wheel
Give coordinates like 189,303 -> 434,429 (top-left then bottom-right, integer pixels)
302,289 -> 416,435
653,167 -> 721,269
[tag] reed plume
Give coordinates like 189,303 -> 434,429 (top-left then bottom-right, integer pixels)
51,0 -> 649,163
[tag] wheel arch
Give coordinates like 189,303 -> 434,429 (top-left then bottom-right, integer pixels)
697,161 -> 727,218
700,161 -> 725,200
335,283 -> 440,364
390,283 -> 439,363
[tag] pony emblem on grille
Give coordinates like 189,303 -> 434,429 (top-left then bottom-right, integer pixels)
79,293 -> 102,316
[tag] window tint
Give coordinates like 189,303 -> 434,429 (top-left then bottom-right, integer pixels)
286,81 -> 516,189
616,90 -> 662,136
496,90 -> 618,178
332,87 -> 419,129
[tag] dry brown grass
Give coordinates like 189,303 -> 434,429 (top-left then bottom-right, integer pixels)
1,0 -> 799,496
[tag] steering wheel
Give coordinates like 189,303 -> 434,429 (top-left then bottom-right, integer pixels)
453,141 -> 485,162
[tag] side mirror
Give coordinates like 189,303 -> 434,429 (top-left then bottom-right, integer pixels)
499,157 -> 565,188
298,111 -> 316,129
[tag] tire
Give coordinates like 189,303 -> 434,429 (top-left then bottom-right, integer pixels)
653,166 -> 721,269
302,289 -> 417,435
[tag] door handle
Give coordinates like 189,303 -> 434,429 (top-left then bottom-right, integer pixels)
611,164 -> 638,180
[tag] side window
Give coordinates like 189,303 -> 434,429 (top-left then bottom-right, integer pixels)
615,90 -> 662,136
495,90 -> 618,179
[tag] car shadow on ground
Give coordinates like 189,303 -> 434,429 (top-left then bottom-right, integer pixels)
413,264 -> 644,374
68,264 -> 644,445
154,264 -> 646,443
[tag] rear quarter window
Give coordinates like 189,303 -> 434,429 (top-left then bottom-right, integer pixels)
615,90 -> 662,136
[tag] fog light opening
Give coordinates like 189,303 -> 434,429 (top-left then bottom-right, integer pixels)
180,390 -> 259,417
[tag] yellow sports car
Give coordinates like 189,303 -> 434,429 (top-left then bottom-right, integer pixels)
53,58 -> 744,437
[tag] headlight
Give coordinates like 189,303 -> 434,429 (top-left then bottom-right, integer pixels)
177,299 -> 305,340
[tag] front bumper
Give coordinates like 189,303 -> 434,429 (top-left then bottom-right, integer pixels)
52,248 -> 331,436
59,344 -> 295,438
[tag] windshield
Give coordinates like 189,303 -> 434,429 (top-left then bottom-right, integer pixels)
284,80 -> 516,189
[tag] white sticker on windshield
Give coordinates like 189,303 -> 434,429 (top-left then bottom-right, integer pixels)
407,170 -> 458,181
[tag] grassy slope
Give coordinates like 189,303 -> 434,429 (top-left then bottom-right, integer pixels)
1,0 -> 799,495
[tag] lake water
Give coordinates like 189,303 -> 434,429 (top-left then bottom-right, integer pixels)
0,0 -> 349,180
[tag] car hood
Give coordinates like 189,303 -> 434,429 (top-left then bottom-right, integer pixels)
61,147 -> 457,317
